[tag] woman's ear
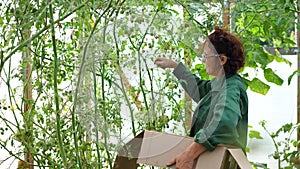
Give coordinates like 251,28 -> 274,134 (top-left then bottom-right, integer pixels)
219,55 -> 228,65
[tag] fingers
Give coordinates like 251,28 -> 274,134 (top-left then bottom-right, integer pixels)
154,57 -> 178,69
154,57 -> 167,69
166,157 -> 176,167
154,61 -> 164,69
154,57 -> 166,64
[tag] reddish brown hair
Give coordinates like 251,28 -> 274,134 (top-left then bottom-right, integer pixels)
207,27 -> 245,75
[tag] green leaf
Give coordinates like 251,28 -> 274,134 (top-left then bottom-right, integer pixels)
297,22 -> 300,30
249,78 -> 270,95
264,68 -> 283,86
194,64 -> 202,70
242,77 -> 251,90
283,38 -> 296,46
249,130 -> 263,139
292,140 -> 299,147
252,47 -> 273,68
251,162 -> 268,168
274,54 -> 292,66
288,70 -> 299,85
282,123 -> 293,133
245,147 -> 250,153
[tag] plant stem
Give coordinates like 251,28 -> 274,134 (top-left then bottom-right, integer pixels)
262,124 -> 280,168
110,0 -> 138,136
100,63 -> 113,169
72,1 -> 113,168
136,10 -> 158,127
92,63 -> 102,169
3,58 -> 20,129
49,3 -> 68,168
115,67 -> 137,136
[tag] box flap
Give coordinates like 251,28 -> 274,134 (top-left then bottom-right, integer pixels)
113,131 -> 144,169
228,149 -> 253,169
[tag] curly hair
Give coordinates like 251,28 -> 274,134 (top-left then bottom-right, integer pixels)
207,27 -> 245,75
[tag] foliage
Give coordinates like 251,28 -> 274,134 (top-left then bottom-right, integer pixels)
260,121 -> 300,169
0,0 -> 298,169
232,0 -> 296,95
248,121 -> 300,169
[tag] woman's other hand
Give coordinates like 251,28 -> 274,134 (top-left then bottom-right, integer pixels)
166,142 -> 206,169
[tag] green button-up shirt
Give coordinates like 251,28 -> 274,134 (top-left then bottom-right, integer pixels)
173,62 -> 248,152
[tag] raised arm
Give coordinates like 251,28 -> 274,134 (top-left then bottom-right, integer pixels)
154,57 -> 211,102
172,62 -> 211,102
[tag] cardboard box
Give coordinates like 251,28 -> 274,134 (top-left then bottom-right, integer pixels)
113,130 -> 253,169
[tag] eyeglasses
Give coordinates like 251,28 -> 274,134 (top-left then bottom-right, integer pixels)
201,54 -> 220,61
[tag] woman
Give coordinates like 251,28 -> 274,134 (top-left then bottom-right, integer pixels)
154,27 -> 248,169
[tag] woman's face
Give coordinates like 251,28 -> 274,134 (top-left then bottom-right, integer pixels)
202,43 -> 223,77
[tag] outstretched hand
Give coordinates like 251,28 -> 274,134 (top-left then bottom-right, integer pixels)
154,57 -> 178,69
